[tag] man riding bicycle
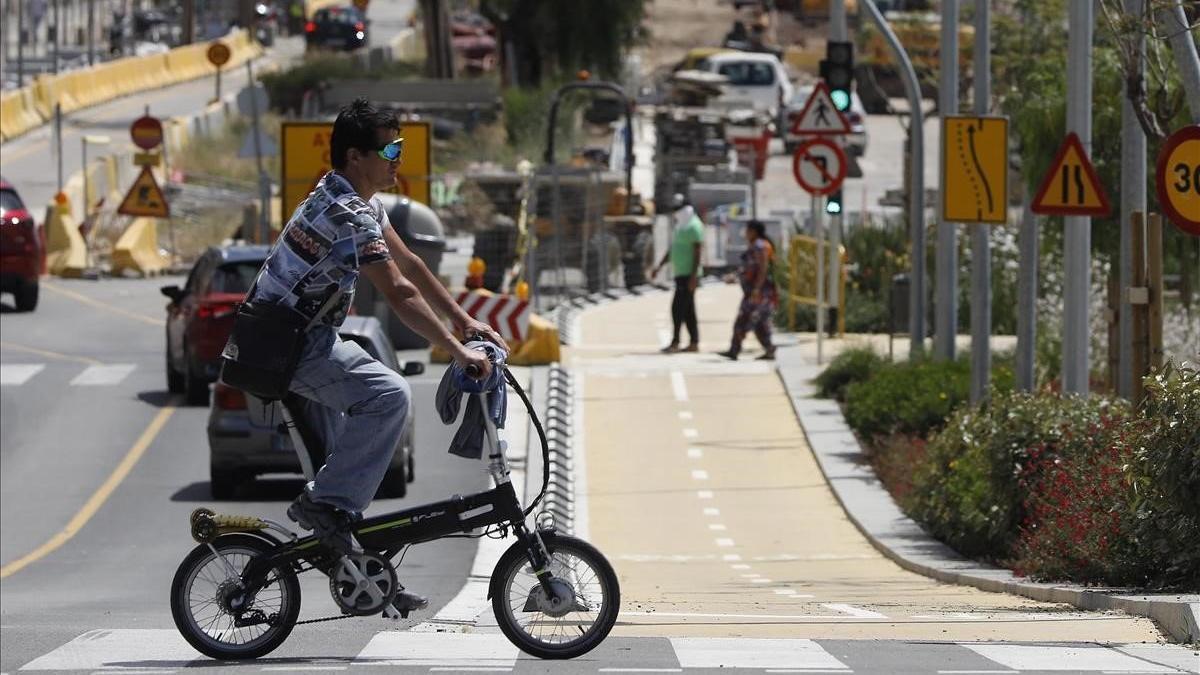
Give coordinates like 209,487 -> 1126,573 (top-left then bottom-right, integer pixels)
241,99 -> 508,616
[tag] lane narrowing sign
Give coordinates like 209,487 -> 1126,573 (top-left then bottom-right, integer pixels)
792,138 -> 847,196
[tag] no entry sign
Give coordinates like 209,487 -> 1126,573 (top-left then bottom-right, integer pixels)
792,138 -> 847,196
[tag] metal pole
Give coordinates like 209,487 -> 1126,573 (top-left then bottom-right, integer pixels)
1119,0 -> 1146,398
52,0 -> 59,74
935,0 -> 958,360
247,60 -> 270,244
814,194 -> 825,364
861,0 -> 925,358
17,0 -> 25,87
55,103 -> 64,194
1158,0 -> 1200,122
1016,201 -> 1037,391
81,137 -> 89,223
86,0 -> 94,64
830,0 -> 846,41
1063,0 -> 1093,395
969,0 -> 991,404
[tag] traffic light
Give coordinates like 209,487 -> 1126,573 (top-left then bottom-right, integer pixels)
820,40 -> 854,112
826,189 -> 843,215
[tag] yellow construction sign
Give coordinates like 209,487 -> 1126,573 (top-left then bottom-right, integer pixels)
281,121 -> 431,220
1032,132 -> 1111,216
942,116 -> 1008,223
117,167 -> 169,218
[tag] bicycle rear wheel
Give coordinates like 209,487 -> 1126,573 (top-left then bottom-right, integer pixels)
170,534 -> 301,660
490,533 -> 620,659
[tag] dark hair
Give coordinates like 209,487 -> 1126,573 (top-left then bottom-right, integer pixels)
330,98 -> 400,170
746,219 -> 775,251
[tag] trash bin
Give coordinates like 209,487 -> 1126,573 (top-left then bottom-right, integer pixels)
352,195 -> 447,349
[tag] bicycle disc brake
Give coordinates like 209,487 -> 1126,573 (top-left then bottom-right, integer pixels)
329,551 -> 398,617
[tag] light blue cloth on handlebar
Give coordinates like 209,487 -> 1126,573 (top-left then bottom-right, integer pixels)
435,340 -> 509,459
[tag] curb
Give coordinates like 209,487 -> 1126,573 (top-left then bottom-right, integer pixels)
775,352 -> 1200,644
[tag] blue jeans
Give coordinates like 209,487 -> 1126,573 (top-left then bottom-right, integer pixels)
289,325 -> 411,514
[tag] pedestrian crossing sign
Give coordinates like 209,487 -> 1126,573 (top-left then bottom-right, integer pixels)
789,83 -> 851,136
1031,132 -> 1111,217
117,167 -> 169,218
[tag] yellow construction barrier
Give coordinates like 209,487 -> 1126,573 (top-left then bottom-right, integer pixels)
306,0 -> 343,18
112,217 -> 169,277
430,312 -> 561,367
0,86 -> 44,141
44,199 -> 89,277
786,235 -> 847,336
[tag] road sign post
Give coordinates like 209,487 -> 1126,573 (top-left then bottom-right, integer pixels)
1063,0 -> 1095,395
935,0 -> 960,361
207,41 -> 231,102
970,0 -> 992,406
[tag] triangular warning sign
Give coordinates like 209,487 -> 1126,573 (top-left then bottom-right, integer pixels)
789,82 -> 852,136
1031,132 -> 1111,217
118,167 -> 169,218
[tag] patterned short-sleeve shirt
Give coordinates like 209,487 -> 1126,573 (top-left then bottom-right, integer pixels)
248,171 -> 392,327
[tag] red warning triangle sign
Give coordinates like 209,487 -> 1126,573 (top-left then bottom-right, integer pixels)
1031,132 -> 1111,217
118,167 -> 170,218
789,82 -> 852,136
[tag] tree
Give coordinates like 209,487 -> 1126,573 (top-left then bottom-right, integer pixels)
480,0 -> 647,88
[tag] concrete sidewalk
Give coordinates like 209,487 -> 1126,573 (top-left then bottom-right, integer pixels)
773,332 -> 1200,644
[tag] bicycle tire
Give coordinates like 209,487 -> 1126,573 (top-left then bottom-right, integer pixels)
170,534 -> 301,660
490,533 -> 620,659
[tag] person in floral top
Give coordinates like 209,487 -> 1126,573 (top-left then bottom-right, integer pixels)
719,220 -> 778,361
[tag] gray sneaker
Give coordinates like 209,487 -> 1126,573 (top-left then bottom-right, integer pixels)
287,492 -> 361,556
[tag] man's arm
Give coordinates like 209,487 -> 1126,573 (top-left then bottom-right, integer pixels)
689,241 -> 702,292
380,225 -> 510,352
359,256 -> 492,376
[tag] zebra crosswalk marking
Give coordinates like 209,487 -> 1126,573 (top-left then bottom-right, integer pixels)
0,364 -> 45,386
355,632 -> 519,668
69,364 -> 136,386
669,637 -> 849,670
18,629 -> 196,671
960,644 -> 1179,673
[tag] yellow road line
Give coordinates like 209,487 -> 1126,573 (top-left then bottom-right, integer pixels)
0,404 -> 176,579
42,282 -> 165,327
0,340 -> 105,366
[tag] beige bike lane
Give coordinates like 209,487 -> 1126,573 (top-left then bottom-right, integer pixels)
568,283 -> 1164,642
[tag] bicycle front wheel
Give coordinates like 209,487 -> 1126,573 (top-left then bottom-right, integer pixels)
170,534 -> 301,660
490,533 -> 620,659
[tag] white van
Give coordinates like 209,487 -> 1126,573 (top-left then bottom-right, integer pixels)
698,51 -> 794,126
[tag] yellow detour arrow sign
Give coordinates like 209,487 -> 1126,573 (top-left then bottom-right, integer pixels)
281,121 -> 432,220
1155,125 -> 1200,237
942,115 -> 1008,223
1032,132 -> 1111,217
117,167 -> 169,218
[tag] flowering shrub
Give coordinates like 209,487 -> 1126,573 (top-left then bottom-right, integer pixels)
814,347 -> 885,401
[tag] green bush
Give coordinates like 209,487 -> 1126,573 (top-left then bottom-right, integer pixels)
844,357 -> 1013,439
1128,362 -> 1200,588
908,391 -> 1129,559
260,55 -> 422,115
814,347 -> 885,401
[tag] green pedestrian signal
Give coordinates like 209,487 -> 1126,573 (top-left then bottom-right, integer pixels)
826,190 -> 843,214
821,40 -> 854,112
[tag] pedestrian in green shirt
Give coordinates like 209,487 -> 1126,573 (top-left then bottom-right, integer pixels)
652,194 -> 704,353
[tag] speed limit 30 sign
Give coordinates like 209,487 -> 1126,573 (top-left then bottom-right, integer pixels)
1156,125 -> 1200,237
792,138 -> 847,196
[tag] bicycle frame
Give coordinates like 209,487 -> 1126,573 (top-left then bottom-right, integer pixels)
239,386 -> 554,596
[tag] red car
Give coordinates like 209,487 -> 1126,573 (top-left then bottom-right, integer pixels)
0,178 -> 43,312
162,245 -> 268,405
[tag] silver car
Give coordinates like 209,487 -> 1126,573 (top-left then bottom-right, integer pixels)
207,315 -> 422,500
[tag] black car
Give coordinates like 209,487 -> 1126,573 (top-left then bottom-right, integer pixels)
305,6 -> 367,51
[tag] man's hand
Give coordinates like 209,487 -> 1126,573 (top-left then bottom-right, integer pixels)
459,317 -> 510,353
455,345 -> 493,380
688,275 -> 698,292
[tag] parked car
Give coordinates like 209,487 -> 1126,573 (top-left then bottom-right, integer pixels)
783,85 -> 868,157
162,245 -> 268,406
0,178 -> 42,312
696,51 -> 794,132
305,6 -> 367,52
207,315 -> 423,500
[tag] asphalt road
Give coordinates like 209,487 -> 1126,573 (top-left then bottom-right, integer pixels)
0,275 -> 489,672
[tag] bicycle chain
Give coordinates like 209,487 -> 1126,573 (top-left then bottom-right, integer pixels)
295,613 -> 357,625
